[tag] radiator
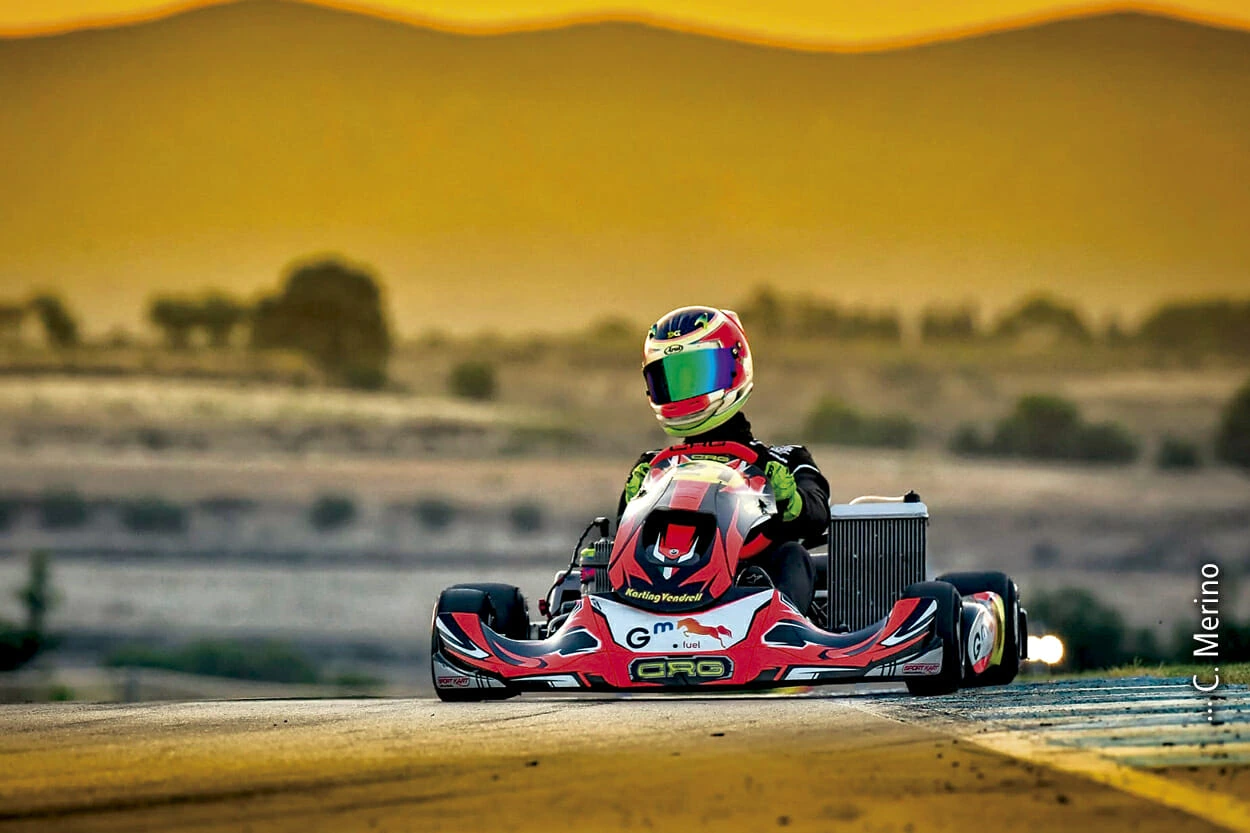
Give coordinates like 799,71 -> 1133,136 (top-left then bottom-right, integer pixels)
827,498 -> 928,632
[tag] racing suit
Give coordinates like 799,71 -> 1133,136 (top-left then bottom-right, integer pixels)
617,413 -> 830,613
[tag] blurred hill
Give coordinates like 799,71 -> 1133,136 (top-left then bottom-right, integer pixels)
1,3 -> 1248,336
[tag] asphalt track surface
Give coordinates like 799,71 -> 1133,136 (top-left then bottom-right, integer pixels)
1,679 -> 1246,833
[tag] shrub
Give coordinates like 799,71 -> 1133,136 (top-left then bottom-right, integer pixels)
957,395 -> 1141,464
1074,422 -> 1139,463
508,502 -> 545,533
106,639 -> 320,684
309,494 -> 356,531
1030,541 -> 1061,568
38,489 -> 89,530
198,495 -> 258,515
1156,435 -> 1202,470
0,495 -> 21,531
803,398 -> 917,449
413,497 -> 457,531
988,395 -> 1082,459
1226,619 -> 1250,663
47,684 -> 76,702
120,497 -> 188,534
136,426 -> 171,452
343,364 -> 387,391
0,628 -> 40,673
448,360 -> 497,401
948,423 -> 986,456
1029,588 -> 1128,670
1216,378 -> 1250,472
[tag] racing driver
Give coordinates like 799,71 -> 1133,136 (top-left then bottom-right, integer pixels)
617,305 -> 830,614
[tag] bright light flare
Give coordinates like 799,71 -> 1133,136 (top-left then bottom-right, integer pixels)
1026,634 -> 1065,665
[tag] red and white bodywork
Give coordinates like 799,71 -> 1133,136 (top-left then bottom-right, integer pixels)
432,441 -> 1012,695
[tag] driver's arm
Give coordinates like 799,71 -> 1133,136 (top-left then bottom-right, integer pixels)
776,446 -> 830,542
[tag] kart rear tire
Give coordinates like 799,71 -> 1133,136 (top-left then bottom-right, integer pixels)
936,571 -> 1021,687
431,587 -> 517,702
447,582 -> 530,640
901,581 -> 963,697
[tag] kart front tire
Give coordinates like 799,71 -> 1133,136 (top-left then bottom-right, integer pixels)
937,571 -> 1022,687
901,581 -> 963,697
447,582 -> 530,639
431,587 -> 517,702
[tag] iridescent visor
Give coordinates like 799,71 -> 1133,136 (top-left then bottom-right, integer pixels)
643,347 -> 736,405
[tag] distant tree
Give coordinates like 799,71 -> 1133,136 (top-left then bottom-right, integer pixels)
588,316 -> 634,343
1156,435 -> 1202,471
309,494 -> 357,532
0,551 -> 56,672
739,286 -> 785,337
1216,378 -> 1250,472
252,257 -> 391,386
792,297 -> 840,338
148,298 -> 201,350
17,551 -> 54,637
1101,315 -> 1130,347
993,295 -> 1091,344
921,305 -> 979,343
199,294 -> 247,348
737,288 -> 899,342
1138,300 -> 1250,355
448,360 -> 497,401
0,303 -> 25,343
29,295 -> 79,348
836,309 -> 902,342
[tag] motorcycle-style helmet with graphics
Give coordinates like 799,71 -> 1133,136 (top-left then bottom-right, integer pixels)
641,306 -> 754,437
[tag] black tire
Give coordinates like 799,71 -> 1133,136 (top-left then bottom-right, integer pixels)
447,582 -> 530,639
431,587 -> 517,702
902,581 -> 963,696
937,570 -> 1021,687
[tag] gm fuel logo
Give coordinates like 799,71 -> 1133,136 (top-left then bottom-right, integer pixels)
628,656 -> 733,685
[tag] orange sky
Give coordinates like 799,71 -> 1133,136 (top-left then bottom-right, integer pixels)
3,0 -> 1250,44
2,0 -> 1248,336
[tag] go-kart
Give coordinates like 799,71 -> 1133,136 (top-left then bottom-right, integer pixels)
430,440 -> 1026,700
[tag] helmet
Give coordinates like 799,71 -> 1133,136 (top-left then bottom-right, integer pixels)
641,306 -> 754,437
